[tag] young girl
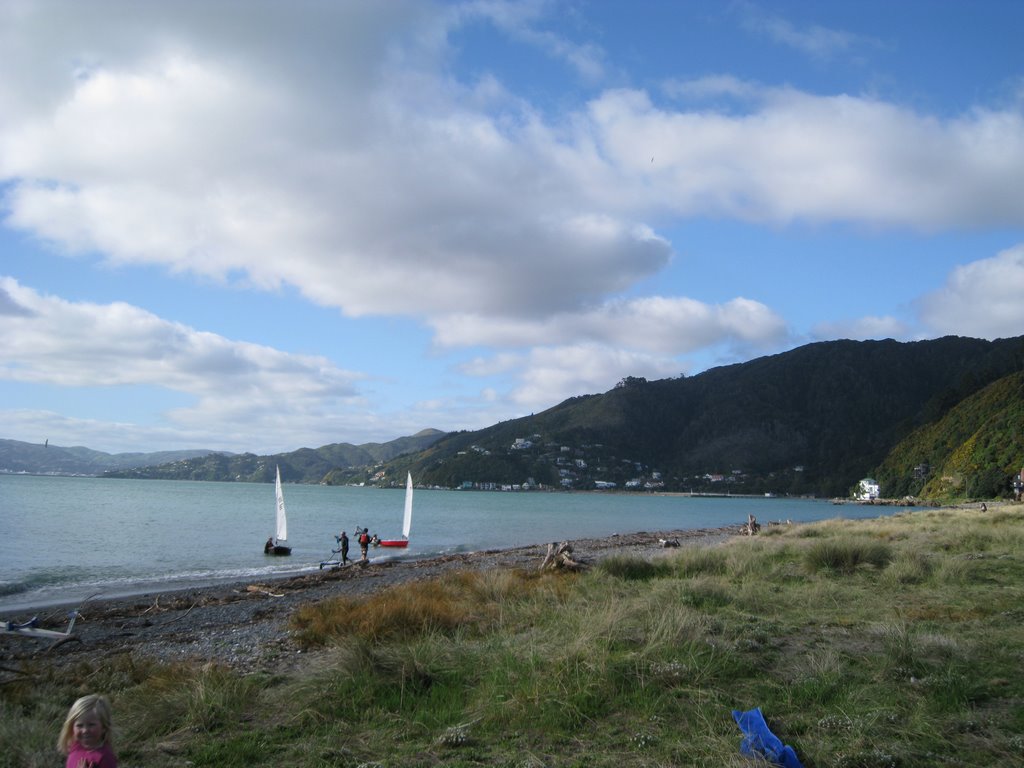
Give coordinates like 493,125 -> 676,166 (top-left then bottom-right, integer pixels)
57,694 -> 118,768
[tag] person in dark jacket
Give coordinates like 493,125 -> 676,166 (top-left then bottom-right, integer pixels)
337,530 -> 350,564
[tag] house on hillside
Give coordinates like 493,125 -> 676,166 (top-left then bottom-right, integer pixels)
856,478 -> 880,501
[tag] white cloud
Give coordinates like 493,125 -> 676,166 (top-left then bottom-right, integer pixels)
0,277 -> 368,452
586,87 -> 1024,229
454,0 -> 606,81
462,343 -> 683,412
1,408 -> 221,454
813,244 -> 1024,343
0,9 -> 668,318
917,244 -> 1024,338
432,295 -> 789,355
441,295 -> 789,412
0,3 -> 1019,340
811,315 -> 911,342
0,2 -> 1021,453
737,3 -> 870,60
663,74 -> 760,102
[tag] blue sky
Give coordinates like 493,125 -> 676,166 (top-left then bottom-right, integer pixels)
1,0 -> 1023,455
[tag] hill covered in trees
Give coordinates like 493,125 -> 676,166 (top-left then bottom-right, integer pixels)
876,370 -> 1024,500
369,335 -> 1024,499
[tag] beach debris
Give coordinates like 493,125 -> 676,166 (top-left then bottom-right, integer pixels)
659,538 -> 681,548
245,584 -> 285,598
732,706 -> 804,767
1,610 -> 82,649
743,514 -> 761,536
540,541 -> 587,571
141,596 -> 164,614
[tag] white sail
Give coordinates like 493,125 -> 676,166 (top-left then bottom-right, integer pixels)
402,472 -> 413,539
275,465 -> 288,542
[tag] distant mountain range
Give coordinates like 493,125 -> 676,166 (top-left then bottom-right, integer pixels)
5,336 -> 1023,500
101,429 -> 447,483
0,441 -> 218,476
0,429 -> 446,481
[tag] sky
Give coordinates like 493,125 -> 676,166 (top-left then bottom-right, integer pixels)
1,0 -> 1023,456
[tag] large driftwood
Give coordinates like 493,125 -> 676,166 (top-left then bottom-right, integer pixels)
540,541 -> 587,571
743,514 -> 761,536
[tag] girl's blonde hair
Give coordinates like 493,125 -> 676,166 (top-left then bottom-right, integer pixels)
57,694 -> 115,754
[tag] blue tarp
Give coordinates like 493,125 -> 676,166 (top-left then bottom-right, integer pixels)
732,707 -> 804,768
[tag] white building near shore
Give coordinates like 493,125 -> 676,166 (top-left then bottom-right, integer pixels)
856,478 -> 880,500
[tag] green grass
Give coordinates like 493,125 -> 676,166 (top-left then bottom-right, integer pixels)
4,505 -> 1024,766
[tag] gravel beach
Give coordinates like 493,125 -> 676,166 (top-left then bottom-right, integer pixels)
0,526 -> 741,676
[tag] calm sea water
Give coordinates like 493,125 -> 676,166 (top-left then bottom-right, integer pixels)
1,474 -> 900,612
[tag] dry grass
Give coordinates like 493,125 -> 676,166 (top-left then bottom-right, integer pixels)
291,568 -> 573,646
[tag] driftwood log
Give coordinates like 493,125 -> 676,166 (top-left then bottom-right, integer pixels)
743,514 -> 761,536
540,541 -> 587,571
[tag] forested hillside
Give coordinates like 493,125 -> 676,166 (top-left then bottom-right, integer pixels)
374,335 -> 1024,498
876,371 -> 1024,500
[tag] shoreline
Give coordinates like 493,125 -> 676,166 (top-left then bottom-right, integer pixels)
1,526 -> 742,673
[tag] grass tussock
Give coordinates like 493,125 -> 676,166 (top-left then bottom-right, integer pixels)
597,554 -> 673,580
804,538 -> 893,573
119,662 -> 263,737
669,544 -> 730,577
880,550 -> 933,585
7,504 -> 1024,767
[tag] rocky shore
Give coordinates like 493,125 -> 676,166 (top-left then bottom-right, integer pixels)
1,526 -> 742,676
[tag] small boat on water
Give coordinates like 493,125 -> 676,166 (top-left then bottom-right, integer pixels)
378,472 -> 413,548
264,465 -> 292,556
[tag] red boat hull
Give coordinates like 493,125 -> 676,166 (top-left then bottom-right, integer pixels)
378,540 -> 408,548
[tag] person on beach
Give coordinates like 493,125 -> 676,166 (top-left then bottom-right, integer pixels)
338,530 -> 350,564
358,527 -> 370,561
58,693 -> 118,768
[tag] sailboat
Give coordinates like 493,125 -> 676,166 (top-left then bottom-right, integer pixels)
379,472 -> 413,548
264,465 -> 292,555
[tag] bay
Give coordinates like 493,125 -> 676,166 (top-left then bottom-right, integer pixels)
1,474 -> 898,612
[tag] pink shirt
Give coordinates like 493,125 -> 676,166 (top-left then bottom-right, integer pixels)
65,742 -> 118,768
